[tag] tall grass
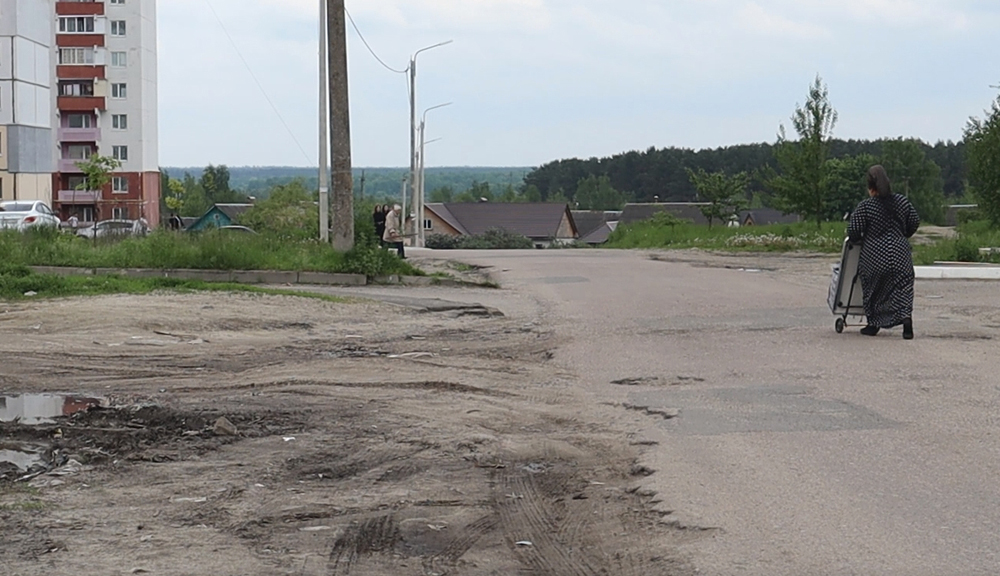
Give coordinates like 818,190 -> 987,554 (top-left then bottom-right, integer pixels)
606,221 -> 847,253
0,262 -> 348,302
0,228 -> 419,277
912,220 -> 1000,264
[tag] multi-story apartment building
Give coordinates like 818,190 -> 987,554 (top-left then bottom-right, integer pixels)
0,0 -> 54,202
51,0 -> 158,224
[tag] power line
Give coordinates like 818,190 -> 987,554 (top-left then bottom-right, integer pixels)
345,7 -> 409,74
203,0 -> 314,165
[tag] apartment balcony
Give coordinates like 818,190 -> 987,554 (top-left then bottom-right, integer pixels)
59,158 -> 90,173
57,65 -> 106,80
57,34 -> 105,48
56,2 -> 105,16
58,96 -> 105,112
57,190 -> 101,204
58,126 -> 101,143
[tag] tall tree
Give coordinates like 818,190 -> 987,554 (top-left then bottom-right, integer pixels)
574,175 -> 629,211
823,154 -> 877,221
880,138 -> 946,225
768,76 -> 839,227
685,169 -> 749,227
965,94 -> 1000,227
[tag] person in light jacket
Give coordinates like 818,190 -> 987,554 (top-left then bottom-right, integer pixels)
383,204 -> 405,259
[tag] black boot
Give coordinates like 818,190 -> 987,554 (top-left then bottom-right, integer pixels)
902,318 -> 914,340
860,325 -> 880,336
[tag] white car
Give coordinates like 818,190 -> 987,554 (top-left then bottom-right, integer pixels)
76,219 -> 148,239
0,201 -> 62,231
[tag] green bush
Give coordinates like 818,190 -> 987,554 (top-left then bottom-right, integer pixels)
425,228 -> 534,250
0,228 -> 419,279
953,237 -> 981,262
426,233 -> 460,249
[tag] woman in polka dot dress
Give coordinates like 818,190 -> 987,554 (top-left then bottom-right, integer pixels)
847,165 -> 921,339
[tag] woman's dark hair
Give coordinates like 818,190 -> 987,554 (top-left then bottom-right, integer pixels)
867,165 -> 892,198
373,205 -> 382,215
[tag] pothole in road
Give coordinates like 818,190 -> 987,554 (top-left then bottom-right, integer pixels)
611,375 -> 705,386
0,394 -> 104,425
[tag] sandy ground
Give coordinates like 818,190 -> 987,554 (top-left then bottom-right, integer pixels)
0,291 -> 696,576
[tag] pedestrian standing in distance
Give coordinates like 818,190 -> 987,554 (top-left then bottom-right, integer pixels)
847,165 -> 920,339
383,204 -> 405,259
373,204 -> 387,247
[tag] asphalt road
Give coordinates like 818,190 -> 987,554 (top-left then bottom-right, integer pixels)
398,248 -> 1000,576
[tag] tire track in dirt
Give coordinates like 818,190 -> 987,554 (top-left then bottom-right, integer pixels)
327,514 -> 399,575
421,513 -> 499,573
493,467 -> 602,576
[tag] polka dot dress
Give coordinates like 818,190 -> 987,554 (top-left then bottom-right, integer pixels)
847,194 -> 920,328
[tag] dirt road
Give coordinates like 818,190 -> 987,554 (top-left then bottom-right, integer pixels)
1,290 -> 695,575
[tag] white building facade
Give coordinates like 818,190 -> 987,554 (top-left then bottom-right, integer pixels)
0,0 -> 54,202
51,0 -> 158,224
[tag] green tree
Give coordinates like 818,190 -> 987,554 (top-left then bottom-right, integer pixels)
75,154 -> 121,193
768,75 -> 838,227
74,154 -> 121,221
574,175 -> 629,211
880,138 -> 946,225
823,154 -> 877,221
180,172 -> 208,217
428,186 -> 454,203
965,94 -> 1000,227
237,180 -> 318,239
685,169 -> 749,227
520,184 -> 542,203
200,164 -> 244,205
163,178 -> 187,213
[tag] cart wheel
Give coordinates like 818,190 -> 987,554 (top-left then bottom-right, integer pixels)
835,318 -> 845,333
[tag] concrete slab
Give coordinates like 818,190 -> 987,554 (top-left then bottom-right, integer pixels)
29,266 -> 93,276
915,266 -> 1000,280
296,271 -> 366,286
231,270 -> 298,285
165,269 -> 234,283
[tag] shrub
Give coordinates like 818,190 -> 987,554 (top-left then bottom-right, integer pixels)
426,228 -> 534,250
953,237 -> 981,262
426,233 -> 460,250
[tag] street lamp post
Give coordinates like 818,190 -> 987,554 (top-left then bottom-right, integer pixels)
409,40 -> 452,246
417,102 -> 452,247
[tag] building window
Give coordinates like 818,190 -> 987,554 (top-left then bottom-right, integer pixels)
112,146 -> 128,161
59,82 -> 95,97
112,207 -> 128,220
112,114 -> 128,130
110,21 -> 127,37
58,17 -> 95,33
111,83 -> 127,99
67,114 -> 94,129
423,219 -> 433,230
112,177 -> 129,193
111,51 -> 127,67
67,176 -> 87,190
109,0 -> 125,4
65,145 -> 93,160
59,48 -> 95,65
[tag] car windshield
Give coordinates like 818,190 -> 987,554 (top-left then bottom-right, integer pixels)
0,202 -> 35,212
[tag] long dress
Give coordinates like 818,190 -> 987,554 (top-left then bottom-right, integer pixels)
847,194 -> 920,328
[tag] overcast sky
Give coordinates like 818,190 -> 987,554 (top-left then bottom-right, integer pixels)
159,0 -> 1000,168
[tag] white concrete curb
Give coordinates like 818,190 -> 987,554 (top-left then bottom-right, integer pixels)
915,266 -> 1000,280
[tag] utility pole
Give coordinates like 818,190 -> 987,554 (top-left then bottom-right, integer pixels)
328,0 -> 353,251
408,41 -> 452,248
318,0 -> 329,242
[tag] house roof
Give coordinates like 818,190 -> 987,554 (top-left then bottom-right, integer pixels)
571,211 -> 610,239
619,203 -> 712,226
739,209 -> 801,226
580,222 -> 614,244
425,203 -> 577,239
214,203 -> 254,220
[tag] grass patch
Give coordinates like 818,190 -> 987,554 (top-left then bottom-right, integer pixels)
0,228 -> 422,278
606,220 -> 847,253
0,263 -> 349,303
912,220 -> 1000,265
